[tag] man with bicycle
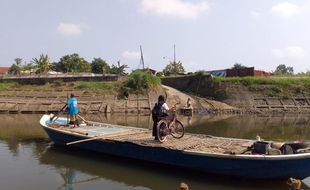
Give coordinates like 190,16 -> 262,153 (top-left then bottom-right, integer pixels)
152,95 -> 169,140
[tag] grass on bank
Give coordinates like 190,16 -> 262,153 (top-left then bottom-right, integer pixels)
0,82 -> 16,92
0,71 -> 161,98
213,76 -> 310,97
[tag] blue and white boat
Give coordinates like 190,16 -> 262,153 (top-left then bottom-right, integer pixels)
40,114 -> 310,179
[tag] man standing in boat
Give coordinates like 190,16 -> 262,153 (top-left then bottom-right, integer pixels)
152,95 -> 169,140
67,93 -> 79,127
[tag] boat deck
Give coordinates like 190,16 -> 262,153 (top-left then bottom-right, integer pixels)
51,120 -> 254,155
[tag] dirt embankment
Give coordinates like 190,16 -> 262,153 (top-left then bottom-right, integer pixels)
0,85 -> 235,114
161,85 -> 236,113
162,75 -> 310,114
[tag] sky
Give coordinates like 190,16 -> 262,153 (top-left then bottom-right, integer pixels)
1,0 -> 310,73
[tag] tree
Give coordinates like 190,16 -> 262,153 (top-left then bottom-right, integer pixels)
22,62 -> 36,72
56,53 -> 90,73
232,63 -> 246,69
156,72 -> 164,77
31,54 -> 52,74
274,64 -> 294,75
162,61 -> 185,76
8,58 -> 22,75
108,61 -> 128,75
91,58 -> 110,74
9,64 -> 21,75
14,58 -> 22,66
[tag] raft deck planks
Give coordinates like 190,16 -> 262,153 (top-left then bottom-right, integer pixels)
69,125 -> 254,155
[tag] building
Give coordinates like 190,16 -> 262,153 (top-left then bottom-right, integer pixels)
0,67 -> 9,75
208,67 -> 270,77
226,67 -> 270,77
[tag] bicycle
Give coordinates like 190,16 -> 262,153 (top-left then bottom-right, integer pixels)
156,103 -> 185,143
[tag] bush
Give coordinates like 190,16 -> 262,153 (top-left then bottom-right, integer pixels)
119,71 -> 161,97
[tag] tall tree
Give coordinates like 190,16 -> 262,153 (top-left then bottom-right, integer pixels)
274,64 -> 294,75
91,58 -> 110,74
8,58 -> 22,75
232,62 -> 246,69
163,61 -> 185,76
31,54 -> 52,74
14,58 -> 22,66
56,53 -> 90,73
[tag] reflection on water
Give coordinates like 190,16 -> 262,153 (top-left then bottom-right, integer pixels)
57,167 -> 101,190
0,113 -> 310,190
187,114 -> 310,141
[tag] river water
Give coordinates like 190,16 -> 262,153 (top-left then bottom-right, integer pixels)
1,114 -> 310,190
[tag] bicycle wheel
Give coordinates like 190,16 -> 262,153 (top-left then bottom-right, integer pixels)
157,120 -> 168,143
171,120 -> 184,139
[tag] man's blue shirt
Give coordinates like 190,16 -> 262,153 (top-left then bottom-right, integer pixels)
67,97 -> 78,115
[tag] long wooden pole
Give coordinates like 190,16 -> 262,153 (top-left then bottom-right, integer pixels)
77,114 -> 88,123
50,104 -> 67,121
66,136 -> 102,145
66,130 -> 141,146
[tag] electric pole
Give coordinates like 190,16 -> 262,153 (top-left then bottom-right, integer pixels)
140,45 -> 145,70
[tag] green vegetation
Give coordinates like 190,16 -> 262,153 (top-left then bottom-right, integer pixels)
119,70 -> 161,97
0,71 -> 161,97
31,54 -> 52,74
108,61 -> 129,75
214,76 -> 310,97
0,82 -> 16,92
8,58 -> 22,75
91,58 -> 110,74
232,62 -> 246,69
163,61 -> 185,76
54,53 -> 91,73
273,64 -> 294,75
74,81 -> 117,94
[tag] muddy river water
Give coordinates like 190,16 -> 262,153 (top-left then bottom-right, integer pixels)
1,113 -> 309,190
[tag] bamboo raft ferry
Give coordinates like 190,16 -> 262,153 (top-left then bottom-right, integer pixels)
40,114 -> 310,179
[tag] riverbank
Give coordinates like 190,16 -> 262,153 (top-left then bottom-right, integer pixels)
3,74 -> 310,114
0,82 -> 234,114
162,75 -> 310,114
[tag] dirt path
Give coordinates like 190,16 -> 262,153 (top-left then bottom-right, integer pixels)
162,85 -> 236,111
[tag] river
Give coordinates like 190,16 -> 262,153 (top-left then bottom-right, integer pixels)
1,114 -> 309,190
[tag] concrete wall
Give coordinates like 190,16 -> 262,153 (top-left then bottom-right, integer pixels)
0,74 -> 119,84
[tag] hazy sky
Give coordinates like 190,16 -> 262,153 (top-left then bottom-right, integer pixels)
1,0 -> 310,73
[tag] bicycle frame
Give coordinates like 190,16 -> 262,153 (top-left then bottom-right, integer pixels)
161,103 -> 179,134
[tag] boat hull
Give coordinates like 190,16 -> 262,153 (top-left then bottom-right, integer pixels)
42,126 -> 310,179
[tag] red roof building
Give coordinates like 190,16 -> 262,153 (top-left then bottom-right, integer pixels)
226,67 -> 270,77
0,67 -> 9,74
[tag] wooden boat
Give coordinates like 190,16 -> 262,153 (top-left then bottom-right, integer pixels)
40,114 -> 310,179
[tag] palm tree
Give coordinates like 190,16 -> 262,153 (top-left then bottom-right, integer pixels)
31,54 -> 52,74
109,61 -> 128,76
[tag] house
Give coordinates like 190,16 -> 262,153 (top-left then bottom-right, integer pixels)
147,68 -> 156,75
0,67 -> 9,75
226,67 -> 271,77
208,67 -> 270,77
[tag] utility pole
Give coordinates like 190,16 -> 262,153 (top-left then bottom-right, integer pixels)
140,45 -> 145,69
173,44 -> 176,64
